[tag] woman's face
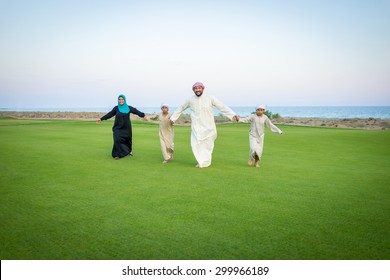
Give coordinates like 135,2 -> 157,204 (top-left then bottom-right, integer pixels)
118,97 -> 125,105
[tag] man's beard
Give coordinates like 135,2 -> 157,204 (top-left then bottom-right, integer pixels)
195,91 -> 203,97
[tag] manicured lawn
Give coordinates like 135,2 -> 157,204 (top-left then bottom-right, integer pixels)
0,118 -> 389,259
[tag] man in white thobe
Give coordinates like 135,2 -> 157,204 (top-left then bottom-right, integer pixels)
170,82 -> 239,168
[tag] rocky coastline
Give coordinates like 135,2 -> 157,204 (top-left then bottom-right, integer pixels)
1,111 -> 389,130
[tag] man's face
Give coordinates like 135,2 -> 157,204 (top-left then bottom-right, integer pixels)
118,97 -> 125,105
193,86 -> 204,96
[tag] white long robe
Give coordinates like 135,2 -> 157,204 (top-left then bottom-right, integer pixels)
170,94 -> 236,167
158,113 -> 174,161
240,114 -> 282,160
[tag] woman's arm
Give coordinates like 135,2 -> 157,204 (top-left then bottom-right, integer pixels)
97,107 -> 117,123
129,106 -> 146,118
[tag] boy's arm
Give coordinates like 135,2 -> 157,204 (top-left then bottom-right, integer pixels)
239,115 -> 254,123
265,116 -> 283,134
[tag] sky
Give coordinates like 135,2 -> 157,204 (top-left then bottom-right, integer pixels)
0,0 -> 389,108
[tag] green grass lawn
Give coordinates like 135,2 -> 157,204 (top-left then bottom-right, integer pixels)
0,118 -> 389,260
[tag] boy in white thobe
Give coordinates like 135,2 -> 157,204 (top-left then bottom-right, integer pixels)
240,105 -> 283,167
170,82 -> 239,168
158,103 -> 174,163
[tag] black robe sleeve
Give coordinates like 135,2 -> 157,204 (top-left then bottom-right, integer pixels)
129,106 -> 145,118
100,107 -> 117,121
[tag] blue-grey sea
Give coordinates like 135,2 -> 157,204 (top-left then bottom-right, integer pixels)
1,106 -> 390,119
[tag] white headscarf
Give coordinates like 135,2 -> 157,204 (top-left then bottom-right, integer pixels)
256,104 -> 266,110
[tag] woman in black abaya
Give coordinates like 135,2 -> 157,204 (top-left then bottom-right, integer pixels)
97,94 -> 147,159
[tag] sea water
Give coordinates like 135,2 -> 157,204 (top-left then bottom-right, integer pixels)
1,106 -> 390,119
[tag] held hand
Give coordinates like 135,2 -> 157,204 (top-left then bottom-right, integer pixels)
96,119 -> 102,124
170,120 -> 174,125
143,115 -> 149,121
233,115 -> 240,122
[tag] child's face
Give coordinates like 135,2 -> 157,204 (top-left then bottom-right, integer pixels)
161,106 -> 168,114
256,108 -> 264,116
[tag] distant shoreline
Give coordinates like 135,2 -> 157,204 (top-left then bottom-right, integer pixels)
1,105 -> 389,119
1,111 -> 389,130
